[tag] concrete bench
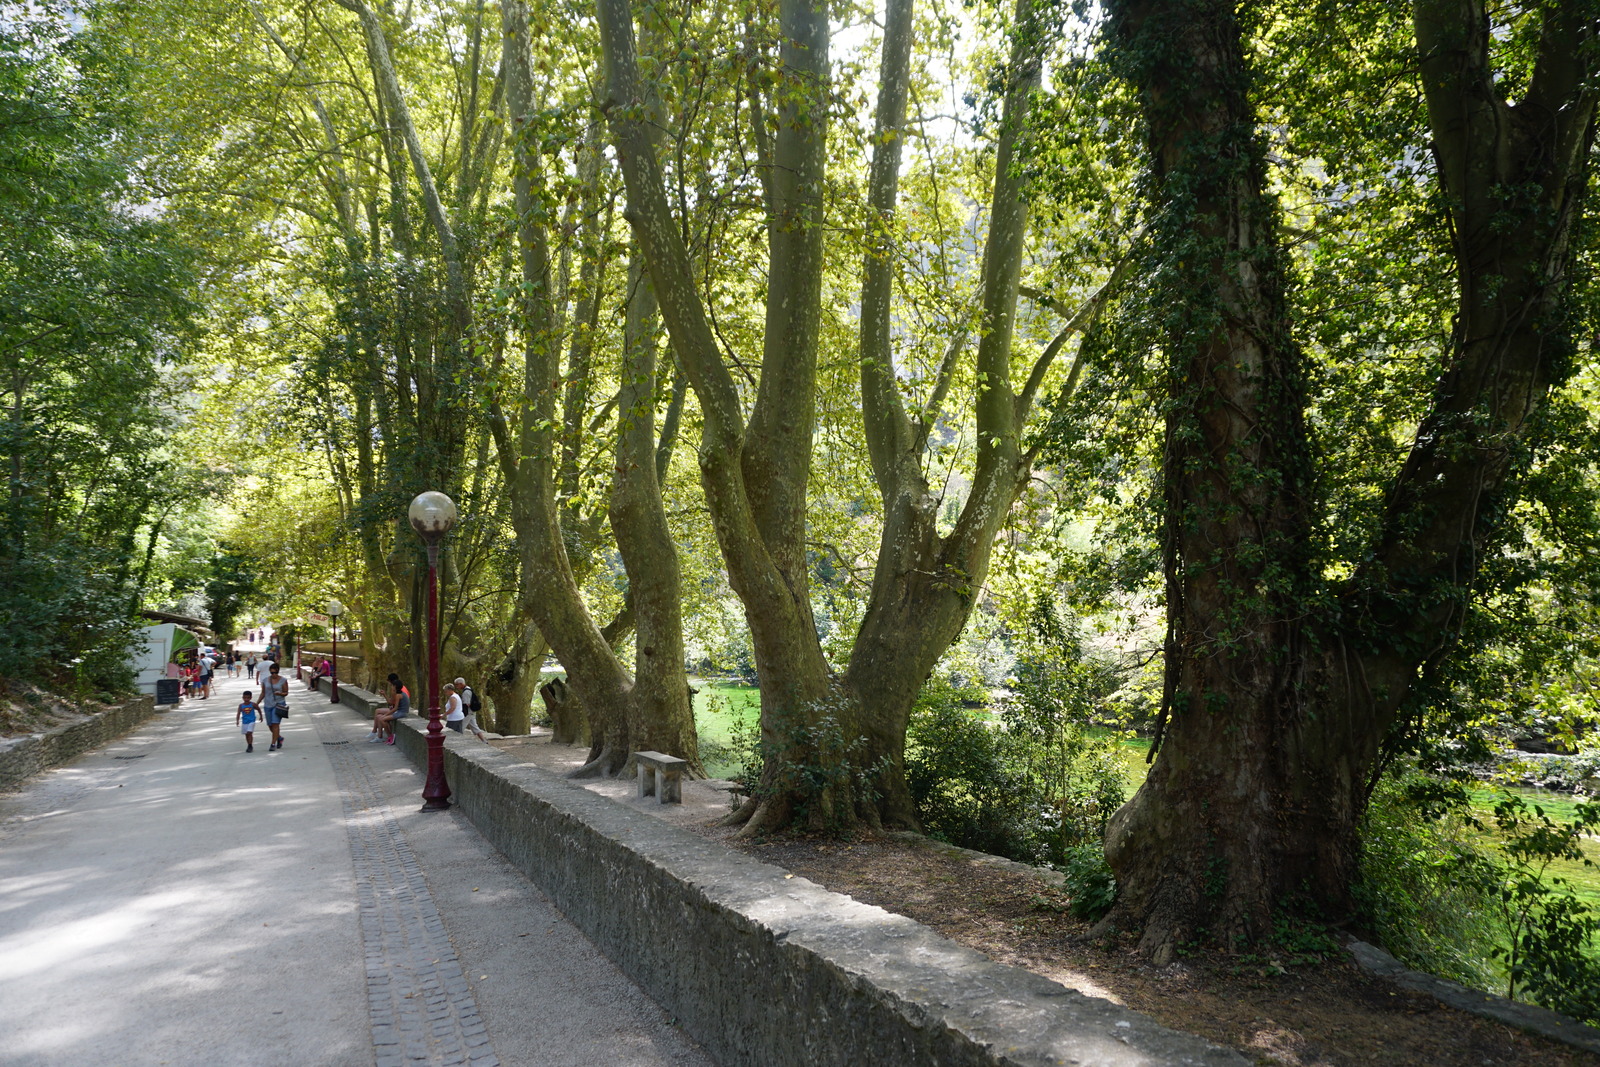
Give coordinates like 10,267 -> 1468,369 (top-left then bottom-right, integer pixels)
635,750 -> 687,804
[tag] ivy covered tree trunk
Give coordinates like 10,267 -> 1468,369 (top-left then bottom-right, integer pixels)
1101,0 -> 1599,960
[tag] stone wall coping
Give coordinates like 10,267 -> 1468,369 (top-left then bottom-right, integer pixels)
383,711 -> 1244,1066
0,693 -> 158,792
1347,938 -> 1600,1055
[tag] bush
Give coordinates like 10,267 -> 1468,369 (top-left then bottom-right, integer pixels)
0,532 -> 139,695
1354,774 -> 1504,991
1062,842 -> 1117,921
906,666 -> 1127,869
905,679 -> 1031,858
1356,773 -> 1600,1024
1484,792 -> 1600,1023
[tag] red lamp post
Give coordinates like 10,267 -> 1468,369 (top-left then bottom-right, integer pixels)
328,600 -> 344,703
410,491 -> 458,812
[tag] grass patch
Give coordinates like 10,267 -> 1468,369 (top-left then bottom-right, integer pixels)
1468,786 -> 1600,915
692,679 -> 760,778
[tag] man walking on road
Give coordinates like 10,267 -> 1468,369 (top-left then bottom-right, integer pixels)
254,652 -> 275,699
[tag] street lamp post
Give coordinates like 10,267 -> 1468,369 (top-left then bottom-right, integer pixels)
328,599 -> 345,704
409,491 -> 458,812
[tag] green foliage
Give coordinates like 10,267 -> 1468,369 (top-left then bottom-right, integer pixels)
905,638 -> 1128,869
1354,774 -> 1505,991
202,548 -> 259,641
1484,793 -> 1600,1022
0,525 -> 139,694
1061,842 -> 1117,921
0,4 -> 194,695
1357,773 -> 1600,1023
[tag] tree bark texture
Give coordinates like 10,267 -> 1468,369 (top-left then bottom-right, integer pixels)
495,0 -> 700,777
1101,0 -> 1599,960
600,0 -> 836,830
602,0 -> 1071,833
845,0 -> 1053,830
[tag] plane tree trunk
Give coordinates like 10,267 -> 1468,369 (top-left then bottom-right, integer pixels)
602,0 -> 1115,833
490,0 -> 700,778
1099,0 -> 1600,961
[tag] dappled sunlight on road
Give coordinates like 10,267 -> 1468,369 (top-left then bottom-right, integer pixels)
0,679 -> 370,1067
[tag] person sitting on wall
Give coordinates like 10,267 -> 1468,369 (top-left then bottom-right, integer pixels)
369,674 -> 409,745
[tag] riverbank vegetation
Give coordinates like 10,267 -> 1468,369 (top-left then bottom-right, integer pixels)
7,0 -> 1600,1031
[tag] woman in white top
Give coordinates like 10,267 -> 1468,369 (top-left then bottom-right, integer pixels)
443,683 -> 464,733
453,676 -> 486,741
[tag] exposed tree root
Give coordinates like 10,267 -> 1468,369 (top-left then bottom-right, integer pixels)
732,797 -> 793,840
568,743 -> 625,779
719,796 -> 757,828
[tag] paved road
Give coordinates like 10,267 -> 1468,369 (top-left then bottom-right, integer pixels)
0,670 -> 714,1067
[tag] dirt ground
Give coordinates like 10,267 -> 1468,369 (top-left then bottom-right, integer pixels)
488,734 -> 1597,1067
0,682 -> 93,739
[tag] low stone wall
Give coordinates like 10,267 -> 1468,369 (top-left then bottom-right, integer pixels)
1348,940 -> 1600,1055
376,711 -> 1242,1067
0,694 -> 159,792
308,676 -> 386,718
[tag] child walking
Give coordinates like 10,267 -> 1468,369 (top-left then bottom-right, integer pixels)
238,690 -> 260,753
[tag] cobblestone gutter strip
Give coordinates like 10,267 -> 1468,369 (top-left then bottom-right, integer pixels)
315,708 -> 501,1067
0,695 -> 158,792
1347,939 -> 1600,1056
381,714 -> 1243,1067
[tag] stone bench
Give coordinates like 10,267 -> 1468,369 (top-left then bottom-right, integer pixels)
635,750 -> 687,804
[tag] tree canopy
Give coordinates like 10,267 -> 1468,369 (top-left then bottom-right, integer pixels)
9,0 -> 1600,974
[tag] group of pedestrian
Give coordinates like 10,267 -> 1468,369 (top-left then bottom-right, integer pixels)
366,674 -> 485,743
235,656 -> 289,753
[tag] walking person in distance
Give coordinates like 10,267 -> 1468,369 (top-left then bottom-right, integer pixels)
263,664 -> 289,750
455,676 -> 487,741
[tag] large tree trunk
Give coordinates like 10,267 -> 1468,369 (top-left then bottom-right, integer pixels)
1100,0 -> 1599,961
492,0 -> 700,778
606,256 -> 699,773
845,0 -> 1051,829
603,0 -> 1087,834
599,0 -> 831,830
482,622 -> 544,735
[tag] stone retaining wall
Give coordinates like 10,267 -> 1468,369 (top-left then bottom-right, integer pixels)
308,676 -> 385,717
374,710 -> 1242,1067
0,694 -> 159,792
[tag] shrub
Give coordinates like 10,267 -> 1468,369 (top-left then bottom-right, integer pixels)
0,532 -> 139,695
1062,842 -> 1117,921
1354,774 -> 1503,991
1484,792 -> 1600,1023
1357,773 -> 1600,1024
905,666 -> 1127,869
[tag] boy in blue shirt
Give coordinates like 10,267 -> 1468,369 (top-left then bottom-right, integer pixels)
237,690 -> 260,753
